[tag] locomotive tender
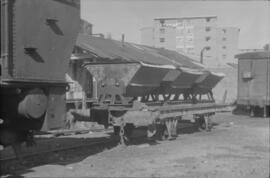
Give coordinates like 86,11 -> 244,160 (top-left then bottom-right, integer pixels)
0,0 -> 80,155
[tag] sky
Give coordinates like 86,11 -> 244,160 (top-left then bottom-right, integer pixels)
81,0 -> 270,49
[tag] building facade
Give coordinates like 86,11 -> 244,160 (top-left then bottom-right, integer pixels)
141,17 -> 239,67
216,27 -> 239,65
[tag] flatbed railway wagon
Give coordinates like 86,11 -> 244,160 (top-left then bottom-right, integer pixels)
0,0 -> 80,154
235,52 -> 270,117
90,62 -> 231,145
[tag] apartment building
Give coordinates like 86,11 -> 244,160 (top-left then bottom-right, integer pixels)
141,17 -> 239,67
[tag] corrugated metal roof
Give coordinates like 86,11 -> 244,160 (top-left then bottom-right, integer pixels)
235,52 -> 270,59
76,33 -> 203,69
154,16 -> 217,20
139,45 -> 203,69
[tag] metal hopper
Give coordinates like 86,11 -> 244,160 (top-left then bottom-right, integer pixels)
169,67 -> 205,93
193,71 -> 225,94
125,62 -> 176,97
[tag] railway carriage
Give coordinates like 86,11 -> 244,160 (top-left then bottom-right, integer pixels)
235,52 -> 270,117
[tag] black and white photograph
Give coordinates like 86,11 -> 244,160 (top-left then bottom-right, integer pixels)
0,0 -> 269,177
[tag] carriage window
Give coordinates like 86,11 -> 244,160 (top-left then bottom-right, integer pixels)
160,28 -> 165,34
160,38 -> 165,42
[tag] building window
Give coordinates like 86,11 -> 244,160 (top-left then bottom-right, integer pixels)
187,48 -> 194,54
205,27 -> 211,32
185,20 -> 191,26
160,38 -> 165,43
206,17 -> 211,22
160,28 -> 165,34
177,29 -> 184,35
160,19 -> 165,25
177,20 -> 183,25
205,36 -> 211,41
222,37 -> 227,41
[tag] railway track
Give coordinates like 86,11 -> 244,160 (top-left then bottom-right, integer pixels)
0,128 -> 149,175
0,137 -> 117,162
0,115 -> 217,175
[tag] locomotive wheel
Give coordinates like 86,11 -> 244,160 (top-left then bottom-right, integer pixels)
113,126 -> 120,136
156,124 -> 171,141
147,124 -> 157,138
161,127 -> 169,141
114,123 -> 134,146
195,116 -> 205,131
195,115 -> 212,132
164,118 -> 178,140
154,123 -> 167,141
204,115 -> 213,132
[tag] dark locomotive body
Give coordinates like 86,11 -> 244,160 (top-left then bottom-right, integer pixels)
0,0 -> 80,149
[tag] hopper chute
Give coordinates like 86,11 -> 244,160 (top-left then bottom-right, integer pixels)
193,71 -> 225,94
125,62 -> 176,97
170,67 -> 205,92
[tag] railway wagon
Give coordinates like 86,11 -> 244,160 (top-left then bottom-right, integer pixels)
235,52 -> 270,117
74,35 -> 229,145
89,62 -> 226,144
0,0 -> 80,155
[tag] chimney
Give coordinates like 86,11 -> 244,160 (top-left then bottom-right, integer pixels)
99,33 -> 104,38
80,19 -> 93,35
107,33 -> 112,39
121,34 -> 125,47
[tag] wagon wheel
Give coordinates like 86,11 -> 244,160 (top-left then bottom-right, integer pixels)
165,118 -> 177,140
161,127 -> 169,140
147,124 -> 157,138
195,115 -> 212,132
195,116 -> 205,131
124,123 -> 134,142
205,115 -> 213,132
115,123 -> 134,146
156,123 -> 168,141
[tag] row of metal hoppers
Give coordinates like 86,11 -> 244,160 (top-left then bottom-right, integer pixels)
97,62 -> 225,105
90,62 -> 226,145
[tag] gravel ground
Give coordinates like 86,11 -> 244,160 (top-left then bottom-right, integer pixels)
4,112 -> 270,178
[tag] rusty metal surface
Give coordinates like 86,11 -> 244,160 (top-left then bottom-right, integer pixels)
1,0 -> 80,82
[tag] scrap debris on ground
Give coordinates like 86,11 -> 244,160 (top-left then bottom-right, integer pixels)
1,113 -> 269,178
